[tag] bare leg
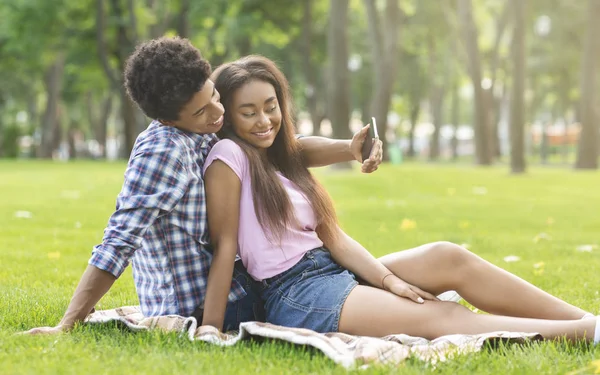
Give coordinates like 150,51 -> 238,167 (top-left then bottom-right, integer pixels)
377,242 -> 588,320
338,285 -> 596,342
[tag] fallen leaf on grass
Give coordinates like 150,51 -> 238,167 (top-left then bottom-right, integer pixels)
533,233 -> 552,243
472,186 -> 488,195
385,200 -> 406,208
74,222 -> 82,229
459,243 -> 471,249
533,261 -> 545,276
503,255 -> 521,263
377,223 -> 388,233
566,359 -> 600,375
546,217 -> 555,226
576,244 -> 597,252
399,219 -> 417,231
447,188 -> 456,196
48,252 -> 61,260
60,190 -> 81,200
458,221 -> 470,229
14,211 -> 33,219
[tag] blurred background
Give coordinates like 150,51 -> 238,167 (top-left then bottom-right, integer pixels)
0,0 -> 598,173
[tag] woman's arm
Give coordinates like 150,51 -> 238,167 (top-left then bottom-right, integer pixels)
298,137 -> 353,166
298,125 -> 382,172
202,160 -> 242,330
325,227 -> 437,303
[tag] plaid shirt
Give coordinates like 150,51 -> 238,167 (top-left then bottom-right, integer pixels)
89,121 -> 246,317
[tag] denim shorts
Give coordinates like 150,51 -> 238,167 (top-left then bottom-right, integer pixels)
192,260 -> 266,332
259,247 -> 358,333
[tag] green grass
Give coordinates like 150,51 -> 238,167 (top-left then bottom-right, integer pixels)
1,160 -> 600,374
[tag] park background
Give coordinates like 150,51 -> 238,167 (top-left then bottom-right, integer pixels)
1,1 -> 600,374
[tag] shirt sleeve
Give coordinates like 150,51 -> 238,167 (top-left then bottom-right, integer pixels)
89,136 -> 189,278
203,139 -> 248,181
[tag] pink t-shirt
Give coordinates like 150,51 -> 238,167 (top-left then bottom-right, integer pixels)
203,139 -> 324,281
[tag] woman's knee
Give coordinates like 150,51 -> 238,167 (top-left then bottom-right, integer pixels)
426,241 -> 472,268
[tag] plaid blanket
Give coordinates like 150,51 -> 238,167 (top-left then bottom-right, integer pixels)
85,306 -> 541,369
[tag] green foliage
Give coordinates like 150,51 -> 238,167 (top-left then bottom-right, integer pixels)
0,0 -> 595,162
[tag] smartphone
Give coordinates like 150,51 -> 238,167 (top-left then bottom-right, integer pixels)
361,117 -> 380,161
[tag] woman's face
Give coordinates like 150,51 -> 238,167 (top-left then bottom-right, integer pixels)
229,80 -> 281,150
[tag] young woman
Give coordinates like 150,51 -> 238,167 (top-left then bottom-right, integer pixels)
201,55 -> 599,343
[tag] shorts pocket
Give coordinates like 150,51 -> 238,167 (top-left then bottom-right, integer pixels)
283,271 -> 339,312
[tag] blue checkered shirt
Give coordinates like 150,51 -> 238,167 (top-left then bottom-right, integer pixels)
89,121 -> 246,317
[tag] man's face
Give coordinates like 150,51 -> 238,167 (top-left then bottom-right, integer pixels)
165,79 -> 225,134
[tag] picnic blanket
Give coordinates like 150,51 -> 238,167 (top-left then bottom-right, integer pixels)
85,306 -> 542,369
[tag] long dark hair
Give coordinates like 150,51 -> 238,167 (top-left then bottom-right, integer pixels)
211,55 -> 338,245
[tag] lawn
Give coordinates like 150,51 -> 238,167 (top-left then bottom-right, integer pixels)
1,160 -> 599,374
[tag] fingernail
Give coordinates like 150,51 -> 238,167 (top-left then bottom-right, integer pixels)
418,297 -> 424,303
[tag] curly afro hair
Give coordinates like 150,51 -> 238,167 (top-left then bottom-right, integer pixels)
124,37 -> 211,121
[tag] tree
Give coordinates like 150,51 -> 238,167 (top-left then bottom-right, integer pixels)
509,0 -> 527,173
96,0 -> 139,158
327,0 -> 352,144
427,38 -> 448,161
37,54 -> 65,158
394,50 -> 427,159
486,3 -> 511,159
450,80 -> 461,160
364,0 -> 402,160
457,0 -> 493,165
575,0 -> 600,169
301,0 -> 327,135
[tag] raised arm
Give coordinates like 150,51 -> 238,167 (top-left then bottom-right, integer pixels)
298,125 -> 382,172
202,160 -> 242,330
325,227 -> 438,304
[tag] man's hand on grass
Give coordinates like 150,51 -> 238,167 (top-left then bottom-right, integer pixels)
20,324 -> 70,335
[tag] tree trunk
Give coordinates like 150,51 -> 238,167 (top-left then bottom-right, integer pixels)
87,92 -> 113,159
457,0 -> 492,165
327,0 -> 352,141
120,88 -> 138,158
26,88 -> 39,135
177,0 -> 190,38
558,72 -> 571,164
540,121 -> 549,164
407,103 -> 420,158
451,82 -> 460,160
364,0 -> 401,161
428,38 -> 447,161
37,54 -> 65,158
302,0 -> 323,136
97,0 -> 138,158
488,3 -> 509,160
492,87 -> 504,158
51,110 -> 63,157
114,0 -> 138,158
575,0 -> 600,169
509,0 -> 526,173
68,119 -> 77,160
429,86 -> 445,160
486,88 -> 502,158
98,96 -> 112,159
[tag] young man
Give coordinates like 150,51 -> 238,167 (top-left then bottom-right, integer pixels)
25,37 -> 382,334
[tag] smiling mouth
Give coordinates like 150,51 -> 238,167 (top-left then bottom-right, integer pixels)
252,127 -> 273,137
208,116 -> 223,127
